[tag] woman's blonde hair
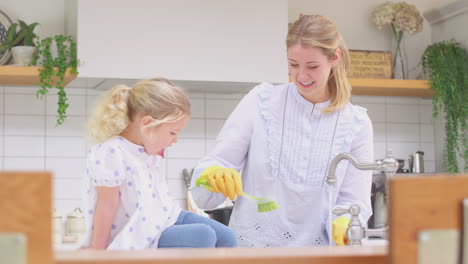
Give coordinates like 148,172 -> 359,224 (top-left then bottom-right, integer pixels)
87,78 -> 191,143
287,14 -> 351,113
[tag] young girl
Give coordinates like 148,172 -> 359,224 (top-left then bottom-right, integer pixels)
82,78 -> 237,250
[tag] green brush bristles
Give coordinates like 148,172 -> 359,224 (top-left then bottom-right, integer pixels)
257,200 -> 280,213
196,179 -> 280,213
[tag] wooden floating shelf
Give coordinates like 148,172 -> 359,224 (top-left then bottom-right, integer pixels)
0,66 -> 433,97
0,65 -> 77,87
349,78 -> 434,97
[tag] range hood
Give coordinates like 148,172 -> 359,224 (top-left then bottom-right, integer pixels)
69,0 -> 289,92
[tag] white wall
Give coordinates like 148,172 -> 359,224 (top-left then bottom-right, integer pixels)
1,0 -> 65,39
288,0 -> 455,79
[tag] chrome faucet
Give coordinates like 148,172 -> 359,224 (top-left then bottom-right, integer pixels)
333,205 -> 388,245
326,152 -> 399,185
326,150 -> 398,245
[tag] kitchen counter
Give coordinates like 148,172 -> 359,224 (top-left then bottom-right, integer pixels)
55,245 -> 387,264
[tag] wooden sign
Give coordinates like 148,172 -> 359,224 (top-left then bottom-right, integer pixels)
348,50 -> 392,79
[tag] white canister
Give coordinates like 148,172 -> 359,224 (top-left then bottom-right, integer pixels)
65,208 -> 86,241
52,209 -> 63,244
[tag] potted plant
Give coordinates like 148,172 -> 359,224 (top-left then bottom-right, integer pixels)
0,20 -> 39,65
421,40 -> 468,172
32,35 -> 79,126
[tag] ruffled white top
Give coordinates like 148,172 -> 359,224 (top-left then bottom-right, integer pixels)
81,136 -> 180,250
190,82 -> 373,247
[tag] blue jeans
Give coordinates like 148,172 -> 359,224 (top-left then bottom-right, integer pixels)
158,210 -> 237,248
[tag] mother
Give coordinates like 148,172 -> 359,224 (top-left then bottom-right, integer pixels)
190,14 -> 373,247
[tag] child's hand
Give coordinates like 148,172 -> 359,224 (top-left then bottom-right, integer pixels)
196,166 -> 242,200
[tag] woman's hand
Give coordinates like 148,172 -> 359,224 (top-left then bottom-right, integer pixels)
196,166 -> 243,200
332,216 -> 350,246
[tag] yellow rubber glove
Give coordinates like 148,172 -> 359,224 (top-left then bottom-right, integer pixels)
332,216 -> 350,246
196,166 -> 243,200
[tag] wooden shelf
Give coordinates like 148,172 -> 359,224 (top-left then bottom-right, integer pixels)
0,66 -> 77,87
349,78 -> 434,97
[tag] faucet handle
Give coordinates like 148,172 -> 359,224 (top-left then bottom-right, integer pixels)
333,207 -> 350,216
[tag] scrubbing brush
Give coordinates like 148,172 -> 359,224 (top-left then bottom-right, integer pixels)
196,177 -> 279,213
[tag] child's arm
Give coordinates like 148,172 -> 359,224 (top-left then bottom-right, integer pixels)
89,186 -> 120,249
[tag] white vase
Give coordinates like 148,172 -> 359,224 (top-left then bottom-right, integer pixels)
11,46 -> 38,66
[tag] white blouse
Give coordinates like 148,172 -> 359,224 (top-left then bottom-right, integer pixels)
81,136 -> 180,250
190,82 -> 373,247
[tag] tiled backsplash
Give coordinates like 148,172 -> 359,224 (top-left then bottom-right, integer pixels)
0,84 -> 436,215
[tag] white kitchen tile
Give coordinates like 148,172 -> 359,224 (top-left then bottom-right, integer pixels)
0,91 -> 4,114
46,94 -> 87,116
54,179 -> 82,199
359,104 -> 386,122
420,124 -> 435,143
4,115 -> 45,136
419,98 -> 433,105
387,123 -> 420,142
205,93 -> 246,100
3,157 -> 45,170
419,143 -> 435,160
167,179 -> 187,199
45,137 -> 87,157
190,98 -> 205,119
351,95 -> 386,104
206,119 -> 226,139
46,116 -> 87,137
86,88 -> 103,96
46,157 -> 86,179
54,199 -> 83,217
166,139 -> 205,159
0,115 -> 4,135
386,142 -> 420,160
5,94 -> 45,115
45,88 -> 87,96
424,160 -> 436,173
4,136 -> 45,157
419,104 -> 434,124
385,96 -> 420,104
374,142 -> 387,159
4,86 -> 38,94
205,99 -> 239,119
386,105 -> 419,123
372,123 -> 386,142
166,158 -> 200,179
205,139 -> 217,154
179,119 -> 204,139
0,158 -> 3,170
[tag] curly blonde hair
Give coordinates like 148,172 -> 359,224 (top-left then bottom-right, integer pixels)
87,78 -> 191,143
287,14 -> 351,113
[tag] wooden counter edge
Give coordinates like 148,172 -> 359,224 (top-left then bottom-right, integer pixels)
55,245 -> 387,264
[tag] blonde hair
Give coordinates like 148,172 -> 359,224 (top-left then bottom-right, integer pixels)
287,14 -> 351,113
87,78 -> 191,143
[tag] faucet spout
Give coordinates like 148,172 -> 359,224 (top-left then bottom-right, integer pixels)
326,153 -> 399,185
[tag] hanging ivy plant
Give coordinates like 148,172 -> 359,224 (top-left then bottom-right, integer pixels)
32,35 -> 79,126
421,40 -> 468,172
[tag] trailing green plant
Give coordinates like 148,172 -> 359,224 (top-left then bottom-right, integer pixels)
421,40 -> 468,172
0,20 -> 38,52
32,35 -> 79,126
